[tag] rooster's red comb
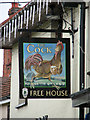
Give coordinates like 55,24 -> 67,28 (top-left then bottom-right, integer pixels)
56,41 -> 64,51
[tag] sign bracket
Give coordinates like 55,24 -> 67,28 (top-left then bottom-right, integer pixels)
18,28 -> 78,34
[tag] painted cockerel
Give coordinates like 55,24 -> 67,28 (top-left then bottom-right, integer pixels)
25,41 -> 64,87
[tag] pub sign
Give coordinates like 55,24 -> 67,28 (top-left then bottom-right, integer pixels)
19,38 -> 70,98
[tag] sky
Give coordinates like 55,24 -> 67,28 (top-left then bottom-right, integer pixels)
0,0 -> 28,77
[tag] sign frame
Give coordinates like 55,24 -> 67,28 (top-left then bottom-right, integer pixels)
19,38 -> 70,99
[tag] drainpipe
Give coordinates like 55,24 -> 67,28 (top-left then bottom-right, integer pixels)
71,8 -> 74,58
79,2 -> 85,120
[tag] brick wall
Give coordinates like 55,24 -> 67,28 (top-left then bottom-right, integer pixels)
3,50 -> 12,77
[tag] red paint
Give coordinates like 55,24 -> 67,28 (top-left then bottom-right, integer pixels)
3,50 -> 12,77
12,3 -> 19,8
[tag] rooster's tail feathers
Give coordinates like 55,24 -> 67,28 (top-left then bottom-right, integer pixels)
25,53 -> 43,70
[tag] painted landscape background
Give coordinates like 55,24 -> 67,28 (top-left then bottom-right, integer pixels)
23,42 -> 66,88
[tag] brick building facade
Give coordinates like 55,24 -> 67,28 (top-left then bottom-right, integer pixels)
3,3 -> 20,77
3,49 -> 12,77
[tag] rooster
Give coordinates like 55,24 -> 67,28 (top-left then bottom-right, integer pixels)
25,41 -> 64,88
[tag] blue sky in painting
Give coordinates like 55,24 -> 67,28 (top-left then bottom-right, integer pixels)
23,43 -> 66,78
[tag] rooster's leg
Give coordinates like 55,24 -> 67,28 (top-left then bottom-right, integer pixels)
49,76 -> 51,80
30,79 -> 34,88
48,79 -> 60,90
30,73 -> 43,88
34,72 -> 51,78
30,76 -> 36,88
34,73 -> 43,78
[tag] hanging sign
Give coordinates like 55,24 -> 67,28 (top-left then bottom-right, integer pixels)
19,38 -> 70,98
